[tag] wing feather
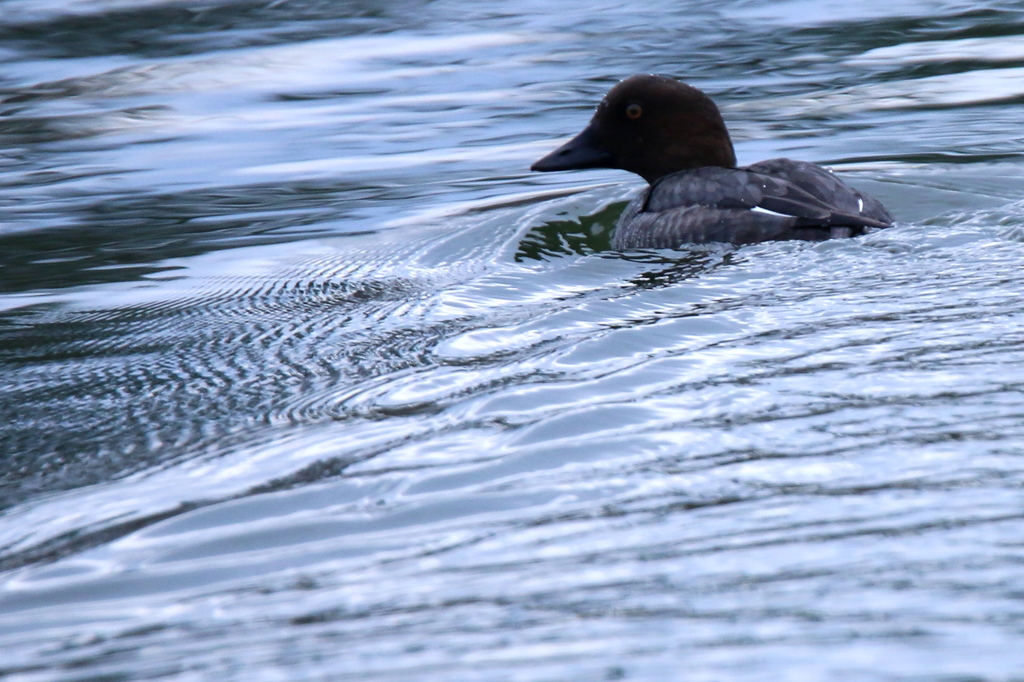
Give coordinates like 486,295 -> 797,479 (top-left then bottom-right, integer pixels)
615,160 -> 893,248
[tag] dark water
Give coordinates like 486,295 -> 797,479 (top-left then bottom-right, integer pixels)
3,1 -> 1024,679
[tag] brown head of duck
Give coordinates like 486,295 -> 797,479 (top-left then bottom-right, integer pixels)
532,74 -> 737,184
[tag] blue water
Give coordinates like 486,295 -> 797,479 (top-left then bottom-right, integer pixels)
3,1 -> 1024,679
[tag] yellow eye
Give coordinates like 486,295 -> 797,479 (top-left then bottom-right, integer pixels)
626,103 -> 643,120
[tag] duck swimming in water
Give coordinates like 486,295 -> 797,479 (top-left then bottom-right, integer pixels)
531,75 -> 894,249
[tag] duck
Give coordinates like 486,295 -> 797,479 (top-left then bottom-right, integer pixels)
531,74 -> 894,249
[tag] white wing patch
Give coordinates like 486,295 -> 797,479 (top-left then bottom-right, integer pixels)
751,206 -> 794,218
857,198 -> 864,213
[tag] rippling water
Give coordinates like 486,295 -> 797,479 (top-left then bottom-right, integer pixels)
3,1 -> 1024,679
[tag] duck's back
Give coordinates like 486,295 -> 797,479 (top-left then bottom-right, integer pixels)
744,159 -> 892,223
613,158 -> 893,250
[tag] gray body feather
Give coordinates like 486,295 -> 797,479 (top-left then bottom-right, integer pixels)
613,159 -> 893,249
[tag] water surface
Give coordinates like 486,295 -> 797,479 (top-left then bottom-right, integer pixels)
3,1 -> 1024,680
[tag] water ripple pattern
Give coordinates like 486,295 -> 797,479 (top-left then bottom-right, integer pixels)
2,1 -> 1024,680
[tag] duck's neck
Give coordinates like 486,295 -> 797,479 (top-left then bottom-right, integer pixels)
644,128 -> 736,184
